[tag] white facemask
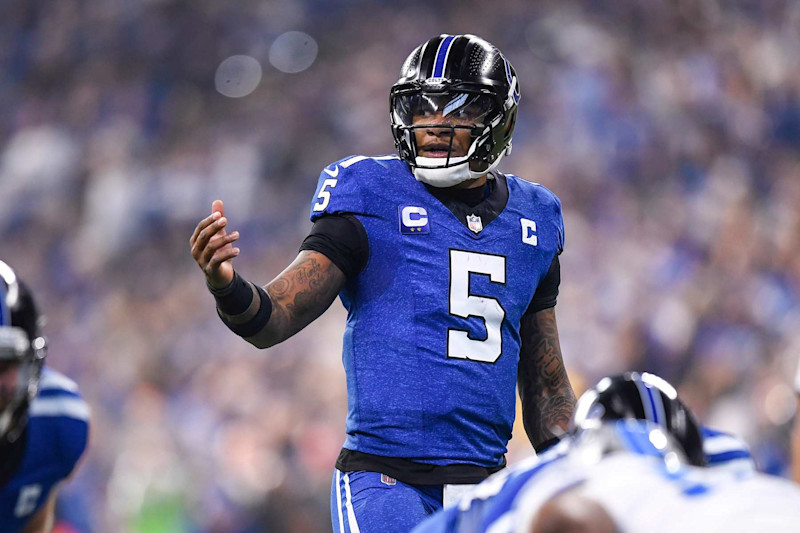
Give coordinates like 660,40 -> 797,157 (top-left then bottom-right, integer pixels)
412,156 -> 471,187
412,146 -> 510,188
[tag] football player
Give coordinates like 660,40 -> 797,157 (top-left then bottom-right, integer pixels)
412,372 -> 759,533
0,262 -> 90,533
523,420 -> 800,533
571,372 -> 755,472
191,34 -> 576,530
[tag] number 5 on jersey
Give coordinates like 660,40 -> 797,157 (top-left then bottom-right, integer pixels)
448,250 -> 506,363
313,178 -> 338,212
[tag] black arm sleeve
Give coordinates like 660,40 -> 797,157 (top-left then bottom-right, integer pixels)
299,215 -> 369,281
525,255 -> 561,315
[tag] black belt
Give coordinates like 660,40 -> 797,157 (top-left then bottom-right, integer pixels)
335,448 -> 506,485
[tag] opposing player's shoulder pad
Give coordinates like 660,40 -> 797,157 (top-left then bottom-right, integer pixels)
701,425 -> 755,470
31,368 -> 90,476
309,154 -> 401,222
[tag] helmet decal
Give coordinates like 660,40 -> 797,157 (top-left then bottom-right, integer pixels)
503,57 -> 521,105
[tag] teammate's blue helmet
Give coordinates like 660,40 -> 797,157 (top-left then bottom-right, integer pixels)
572,372 -> 706,466
390,34 -> 520,181
0,262 -> 46,444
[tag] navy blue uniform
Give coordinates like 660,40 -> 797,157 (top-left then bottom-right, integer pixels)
0,368 -> 89,532
311,155 -> 564,531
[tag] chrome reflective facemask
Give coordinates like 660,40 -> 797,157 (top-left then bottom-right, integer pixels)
391,90 -> 508,187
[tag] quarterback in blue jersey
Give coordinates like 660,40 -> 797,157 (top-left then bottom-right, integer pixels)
0,261 -> 90,533
191,34 -> 576,530
412,372 -> 759,533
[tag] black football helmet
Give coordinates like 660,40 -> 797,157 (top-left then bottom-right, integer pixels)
570,419 -> 690,473
390,34 -> 520,185
0,262 -> 46,444
572,372 -> 706,466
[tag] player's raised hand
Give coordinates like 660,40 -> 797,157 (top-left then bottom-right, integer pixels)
190,200 -> 240,288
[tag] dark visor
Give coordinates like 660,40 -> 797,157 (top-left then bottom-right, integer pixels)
393,92 -> 497,126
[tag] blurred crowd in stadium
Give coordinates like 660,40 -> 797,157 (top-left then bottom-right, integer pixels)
2,0 -> 800,531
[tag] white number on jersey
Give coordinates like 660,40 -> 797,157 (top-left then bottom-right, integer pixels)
448,250 -> 506,363
313,178 -> 338,212
15,484 -> 41,517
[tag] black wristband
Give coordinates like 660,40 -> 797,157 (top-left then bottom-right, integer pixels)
210,273 -> 273,338
208,272 -> 253,316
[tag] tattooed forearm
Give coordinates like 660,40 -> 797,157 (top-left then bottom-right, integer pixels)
518,307 -> 576,448
245,251 -> 346,348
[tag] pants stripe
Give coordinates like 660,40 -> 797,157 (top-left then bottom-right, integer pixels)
336,470 -> 345,533
343,472 -> 361,533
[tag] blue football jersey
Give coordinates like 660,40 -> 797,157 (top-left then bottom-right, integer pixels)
309,155 -> 564,467
0,368 -> 89,532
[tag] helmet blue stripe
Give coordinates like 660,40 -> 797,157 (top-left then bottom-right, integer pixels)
634,379 -> 656,423
645,384 -> 661,425
0,282 -> 7,326
432,35 -> 455,78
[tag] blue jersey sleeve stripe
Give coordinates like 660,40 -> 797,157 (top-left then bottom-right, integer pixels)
700,426 -> 725,437
29,397 -> 90,422
706,450 -> 753,464
39,369 -> 80,393
702,432 -> 751,456
38,388 -> 81,400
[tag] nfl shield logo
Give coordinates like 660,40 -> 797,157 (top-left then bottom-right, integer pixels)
466,214 -> 483,234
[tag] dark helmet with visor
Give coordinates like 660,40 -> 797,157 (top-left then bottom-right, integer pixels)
0,262 -> 46,444
571,372 -> 706,467
390,34 -> 520,186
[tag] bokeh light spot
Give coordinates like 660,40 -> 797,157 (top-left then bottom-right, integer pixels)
269,31 -> 318,74
215,55 -> 263,98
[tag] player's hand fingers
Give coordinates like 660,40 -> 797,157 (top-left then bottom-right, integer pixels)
212,199 -> 225,218
207,246 -> 240,272
189,211 -> 222,248
191,217 -> 229,261
200,231 -> 240,266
